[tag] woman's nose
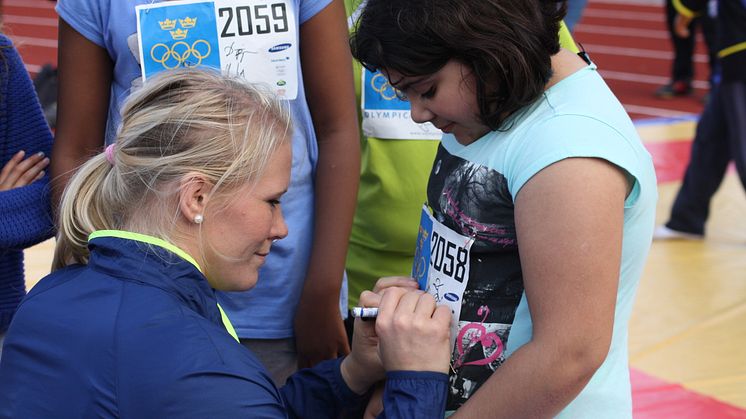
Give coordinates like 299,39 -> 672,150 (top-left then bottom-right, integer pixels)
272,210 -> 289,241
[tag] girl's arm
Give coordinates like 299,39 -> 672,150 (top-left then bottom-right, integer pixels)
453,157 -> 628,418
293,0 -> 360,368
50,19 -> 113,208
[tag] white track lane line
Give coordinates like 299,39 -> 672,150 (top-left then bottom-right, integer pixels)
8,35 -> 58,48
623,104 -> 696,118
577,24 -> 669,39
589,0 -> 663,6
583,43 -> 709,63
599,69 -> 710,89
2,15 -> 58,27
4,0 -> 56,9
582,8 -> 663,22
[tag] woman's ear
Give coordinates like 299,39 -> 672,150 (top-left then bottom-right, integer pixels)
178,172 -> 213,225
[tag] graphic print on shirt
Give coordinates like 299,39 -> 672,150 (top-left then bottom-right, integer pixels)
426,144 -> 525,410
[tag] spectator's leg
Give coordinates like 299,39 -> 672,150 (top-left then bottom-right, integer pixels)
666,84 -> 731,235
723,81 -> 746,191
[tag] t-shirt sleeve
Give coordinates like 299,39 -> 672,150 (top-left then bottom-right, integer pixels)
56,0 -> 106,47
299,0 -> 333,24
504,114 -> 651,207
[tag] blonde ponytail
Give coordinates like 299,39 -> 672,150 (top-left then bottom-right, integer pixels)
52,68 -> 291,270
52,154 -> 119,269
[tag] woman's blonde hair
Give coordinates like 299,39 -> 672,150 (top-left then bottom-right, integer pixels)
53,68 -> 291,270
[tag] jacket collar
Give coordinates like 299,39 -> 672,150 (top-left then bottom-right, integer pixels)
87,230 -> 239,341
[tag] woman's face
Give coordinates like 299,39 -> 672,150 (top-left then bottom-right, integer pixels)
387,60 -> 490,145
202,143 -> 291,291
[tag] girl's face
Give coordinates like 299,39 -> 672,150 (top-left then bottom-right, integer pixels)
388,60 -> 490,145
202,143 -> 291,291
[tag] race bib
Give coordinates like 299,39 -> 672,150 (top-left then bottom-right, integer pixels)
136,0 -> 298,99
412,204 -> 474,348
361,69 -> 442,140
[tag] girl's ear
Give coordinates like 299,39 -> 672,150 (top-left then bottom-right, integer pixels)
178,172 -> 213,224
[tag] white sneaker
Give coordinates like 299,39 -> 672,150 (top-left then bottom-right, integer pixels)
653,225 -> 704,241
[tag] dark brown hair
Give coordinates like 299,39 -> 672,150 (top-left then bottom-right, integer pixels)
350,0 -> 566,131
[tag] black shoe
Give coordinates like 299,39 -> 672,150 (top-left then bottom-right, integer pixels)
655,80 -> 693,99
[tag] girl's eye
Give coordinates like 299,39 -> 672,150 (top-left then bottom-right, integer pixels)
268,199 -> 281,207
395,88 -> 408,101
421,86 -> 436,99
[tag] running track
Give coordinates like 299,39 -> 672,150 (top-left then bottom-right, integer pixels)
3,0 -> 744,417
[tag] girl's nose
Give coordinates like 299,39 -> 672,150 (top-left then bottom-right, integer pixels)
408,96 -> 435,124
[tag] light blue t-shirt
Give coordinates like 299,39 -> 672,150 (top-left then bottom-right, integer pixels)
56,0 -> 343,339
428,65 -> 656,416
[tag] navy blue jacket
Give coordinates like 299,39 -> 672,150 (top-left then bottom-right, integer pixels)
0,233 -> 448,418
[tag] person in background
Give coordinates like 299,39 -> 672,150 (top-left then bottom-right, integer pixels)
0,69 -> 451,418
351,0 -> 657,416
0,32 -> 54,360
51,0 -> 359,385
654,0 -> 746,240
655,0 -> 717,99
564,0 -> 588,32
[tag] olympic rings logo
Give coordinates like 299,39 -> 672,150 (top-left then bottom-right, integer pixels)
150,40 -> 211,70
370,72 -> 403,101
414,255 -> 427,281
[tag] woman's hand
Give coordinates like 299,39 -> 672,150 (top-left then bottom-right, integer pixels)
375,287 -> 451,373
0,150 -> 49,191
372,276 -> 420,293
341,287 -> 451,394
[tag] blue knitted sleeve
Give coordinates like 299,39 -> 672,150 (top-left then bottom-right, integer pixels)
0,35 -> 55,249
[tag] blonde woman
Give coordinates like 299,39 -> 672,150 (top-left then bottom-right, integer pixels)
52,0 -> 359,383
0,69 -> 451,418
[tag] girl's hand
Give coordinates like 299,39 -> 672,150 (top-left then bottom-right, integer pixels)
0,150 -> 49,192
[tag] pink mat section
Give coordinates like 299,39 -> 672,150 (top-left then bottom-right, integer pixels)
644,140 -> 692,184
631,369 -> 746,418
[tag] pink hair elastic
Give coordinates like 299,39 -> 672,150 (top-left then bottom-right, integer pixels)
104,144 -> 116,165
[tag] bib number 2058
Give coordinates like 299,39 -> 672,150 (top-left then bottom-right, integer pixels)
430,231 -> 468,283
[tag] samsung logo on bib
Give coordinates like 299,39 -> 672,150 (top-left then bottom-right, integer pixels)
444,293 -> 459,302
269,43 -> 292,53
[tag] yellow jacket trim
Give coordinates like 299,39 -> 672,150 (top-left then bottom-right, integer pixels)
672,0 -> 700,18
718,41 -> 746,59
88,230 -> 240,342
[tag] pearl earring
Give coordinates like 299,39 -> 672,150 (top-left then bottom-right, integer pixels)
194,214 -> 204,224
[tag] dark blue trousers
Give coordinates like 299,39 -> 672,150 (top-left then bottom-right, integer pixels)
667,81 -> 746,235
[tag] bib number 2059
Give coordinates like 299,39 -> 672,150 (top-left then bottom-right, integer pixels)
218,3 -> 288,37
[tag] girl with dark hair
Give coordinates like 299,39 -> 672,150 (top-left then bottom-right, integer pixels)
351,0 -> 657,416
